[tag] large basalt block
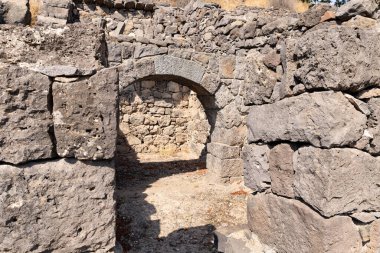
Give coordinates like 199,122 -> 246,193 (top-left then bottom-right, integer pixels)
247,193 -> 362,253
295,27 -> 380,92
294,147 -> 380,217
0,24 -> 107,70
0,66 -> 54,164
247,91 -> 367,147
242,144 -> 271,192
53,68 -> 119,160
0,159 -> 115,253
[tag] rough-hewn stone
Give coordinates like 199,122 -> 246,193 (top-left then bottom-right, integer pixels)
0,66 -> 53,164
242,144 -> 271,192
0,24 -> 107,70
0,0 -> 30,25
247,92 -> 367,147
53,68 -> 119,160
336,0 -> 378,21
269,143 -> 295,198
248,193 -> 362,253
366,97 -> 380,154
295,27 -> 380,92
0,159 -> 115,253
294,147 -> 380,217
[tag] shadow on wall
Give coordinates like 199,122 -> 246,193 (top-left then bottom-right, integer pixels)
114,130 -> 217,253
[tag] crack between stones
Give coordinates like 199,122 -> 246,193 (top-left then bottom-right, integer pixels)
48,77 -> 58,158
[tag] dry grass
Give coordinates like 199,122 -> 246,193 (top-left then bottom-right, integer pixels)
164,0 -> 309,12
29,0 -> 41,26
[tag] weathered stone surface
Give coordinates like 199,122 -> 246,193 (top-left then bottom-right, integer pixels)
366,97 -> 380,154
242,144 -> 271,192
53,68 -> 119,160
0,66 -> 53,164
366,219 -> 380,252
336,0 -> 378,21
0,0 -> 30,24
247,92 -> 367,147
243,50 -> 277,105
31,65 -> 96,77
0,159 -> 115,253
357,88 -> 380,99
211,125 -> 247,146
248,193 -> 362,253
207,142 -> 240,159
0,24 -> 107,70
294,147 -> 380,217
154,56 -> 206,92
269,144 -> 295,198
295,27 -> 380,92
207,154 -> 243,179
299,3 -> 335,28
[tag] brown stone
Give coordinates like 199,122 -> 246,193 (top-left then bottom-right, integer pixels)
269,144 -> 295,198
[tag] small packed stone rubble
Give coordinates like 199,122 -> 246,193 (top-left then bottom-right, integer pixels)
0,0 -> 380,252
119,80 -> 210,158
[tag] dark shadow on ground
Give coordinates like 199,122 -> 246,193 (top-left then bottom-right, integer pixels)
115,130 -> 218,253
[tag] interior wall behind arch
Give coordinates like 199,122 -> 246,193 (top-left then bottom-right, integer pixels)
119,80 -> 210,161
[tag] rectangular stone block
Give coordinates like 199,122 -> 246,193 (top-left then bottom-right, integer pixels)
248,193 -> 362,253
294,147 -> 380,217
53,68 -> 119,160
207,154 -> 243,179
242,144 -> 271,192
247,91 -> 367,148
207,142 -> 240,159
269,143 -> 295,198
0,24 -> 107,70
0,66 -> 54,164
0,159 -> 115,253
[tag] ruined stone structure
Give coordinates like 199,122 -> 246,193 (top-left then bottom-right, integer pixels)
1,0 -> 380,252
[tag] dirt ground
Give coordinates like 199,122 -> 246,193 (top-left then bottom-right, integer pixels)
115,156 -> 250,253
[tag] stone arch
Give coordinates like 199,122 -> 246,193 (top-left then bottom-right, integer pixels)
117,55 -> 243,182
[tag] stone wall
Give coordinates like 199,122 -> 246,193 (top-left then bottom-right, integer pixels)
0,0 -> 380,252
119,80 -> 210,159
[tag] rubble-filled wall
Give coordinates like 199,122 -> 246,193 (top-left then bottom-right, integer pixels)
0,0 -> 380,252
119,80 -> 210,158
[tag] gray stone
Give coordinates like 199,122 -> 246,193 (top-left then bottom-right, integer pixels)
207,142 -> 240,159
211,125 -> 247,146
243,50 -> 277,105
0,24 -> 107,70
366,97 -> 380,154
0,0 -> 30,24
336,0 -> 378,21
294,147 -> 380,217
154,56 -> 206,94
247,92 -> 367,148
299,4 -> 335,28
53,68 -> 119,160
344,94 -> 371,115
0,66 -> 53,164
207,154 -> 243,180
242,144 -> 271,192
31,65 -> 96,77
248,193 -> 362,253
0,159 -> 115,253
269,144 -> 295,198
214,225 -> 249,253
295,27 -> 380,92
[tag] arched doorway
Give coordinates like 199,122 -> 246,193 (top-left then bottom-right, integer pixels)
114,56 -> 248,252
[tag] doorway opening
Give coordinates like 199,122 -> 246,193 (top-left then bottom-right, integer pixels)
115,78 -> 248,253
